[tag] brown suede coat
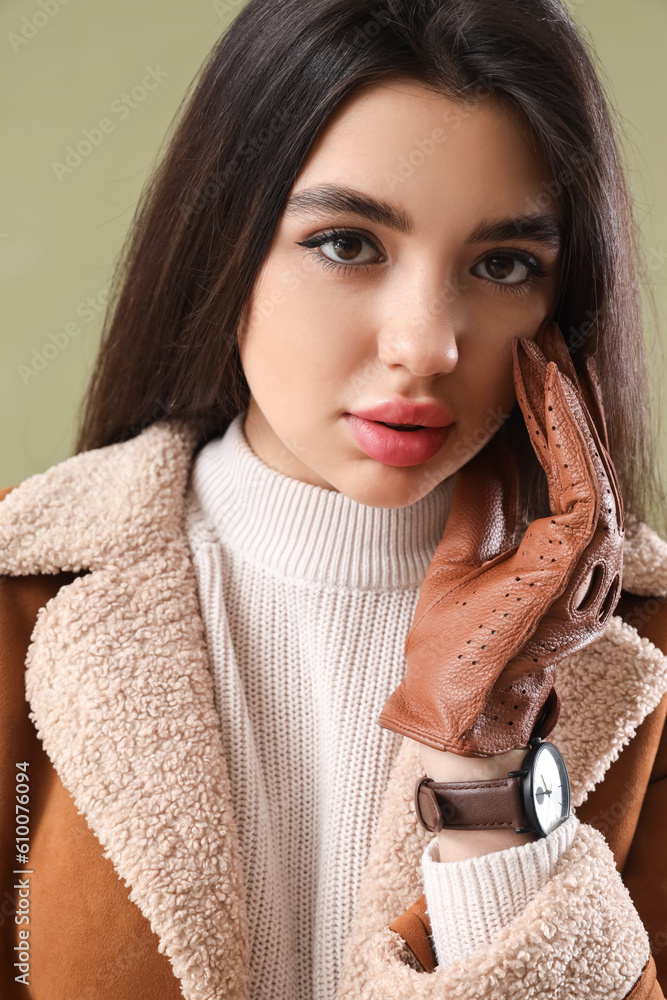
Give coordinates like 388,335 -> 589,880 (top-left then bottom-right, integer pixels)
1,419 -> 667,999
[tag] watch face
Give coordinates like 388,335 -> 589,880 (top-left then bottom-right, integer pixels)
528,742 -> 570,836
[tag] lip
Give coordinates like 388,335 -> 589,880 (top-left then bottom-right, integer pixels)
349,399 -> 454,428
343,412 -> 454,467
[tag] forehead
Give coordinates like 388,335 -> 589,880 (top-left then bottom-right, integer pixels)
291,78 -> 558,230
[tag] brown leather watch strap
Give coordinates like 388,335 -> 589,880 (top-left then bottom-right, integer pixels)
415,774 -> 526,832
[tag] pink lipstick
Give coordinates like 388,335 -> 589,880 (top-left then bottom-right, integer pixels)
343,400 -> 454,467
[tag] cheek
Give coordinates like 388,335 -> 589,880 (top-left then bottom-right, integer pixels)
462,339 -> 517,423
240,274 -> 310,384
239,286 -> 363,405
493,351 -> 518,408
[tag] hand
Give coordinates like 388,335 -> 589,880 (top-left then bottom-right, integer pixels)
379,321 -> 625,757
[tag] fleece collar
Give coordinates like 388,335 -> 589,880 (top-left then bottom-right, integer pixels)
1,418 -> 666,999
0,420 -> 249,1000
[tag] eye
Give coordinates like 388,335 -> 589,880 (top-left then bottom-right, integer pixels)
471,250 -> 547,286
296,228 -> 384,274
476,255 -> 527,283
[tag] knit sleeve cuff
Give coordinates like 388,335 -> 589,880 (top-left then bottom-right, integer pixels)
421,812 -> 579,970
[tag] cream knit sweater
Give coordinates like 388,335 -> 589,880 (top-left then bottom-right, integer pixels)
183,413 -> 576,1000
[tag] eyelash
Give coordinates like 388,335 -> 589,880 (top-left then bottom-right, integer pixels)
296,228 -> 549,296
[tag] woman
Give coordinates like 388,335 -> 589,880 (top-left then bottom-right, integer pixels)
1,0 -> 666,997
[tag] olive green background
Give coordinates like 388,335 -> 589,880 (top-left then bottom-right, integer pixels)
1,0 -> 665,518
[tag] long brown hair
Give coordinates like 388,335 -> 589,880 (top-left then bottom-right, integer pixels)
74,0 -> 665,531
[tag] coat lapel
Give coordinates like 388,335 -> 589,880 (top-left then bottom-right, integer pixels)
0,420 -> 250,1000
2,419 -> 667,997
551,511 -> 667,806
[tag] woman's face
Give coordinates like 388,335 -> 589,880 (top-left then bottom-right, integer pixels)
238,78 -> 562,507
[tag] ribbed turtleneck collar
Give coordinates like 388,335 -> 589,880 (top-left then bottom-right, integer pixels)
187,412 -> 454,590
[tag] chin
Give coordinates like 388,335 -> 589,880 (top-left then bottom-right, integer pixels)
343,475 -> 434,510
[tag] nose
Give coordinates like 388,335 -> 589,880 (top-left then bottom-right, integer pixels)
377,283 -> 460,378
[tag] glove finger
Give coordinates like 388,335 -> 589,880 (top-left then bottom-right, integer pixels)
534,320 -> 582,389
512,330 -> 589,469
514,336 -> 600,519
559,370 -> 624,533
523,365 -> 601,538
514,332 -> 622,542
512,328 -> 602,461
578,355 -> 625,531
509,367 -> 622,641
579,354 -> 610,454
512,335 -> 551,462
535,322 -> 616,503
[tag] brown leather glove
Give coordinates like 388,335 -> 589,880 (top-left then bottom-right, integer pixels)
378,321 -> 625,757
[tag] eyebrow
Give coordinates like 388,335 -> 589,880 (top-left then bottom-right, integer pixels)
284,183 -> 563,252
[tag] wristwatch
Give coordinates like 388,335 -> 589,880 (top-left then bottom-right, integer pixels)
415,737 -> 571,838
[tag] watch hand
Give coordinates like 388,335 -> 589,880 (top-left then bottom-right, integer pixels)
540,773 -> 552,795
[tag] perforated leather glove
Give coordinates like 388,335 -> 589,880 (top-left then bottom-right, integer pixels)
378,321 -> 625,757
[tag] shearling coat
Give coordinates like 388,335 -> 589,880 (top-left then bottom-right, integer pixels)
1,417 -> 667,999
